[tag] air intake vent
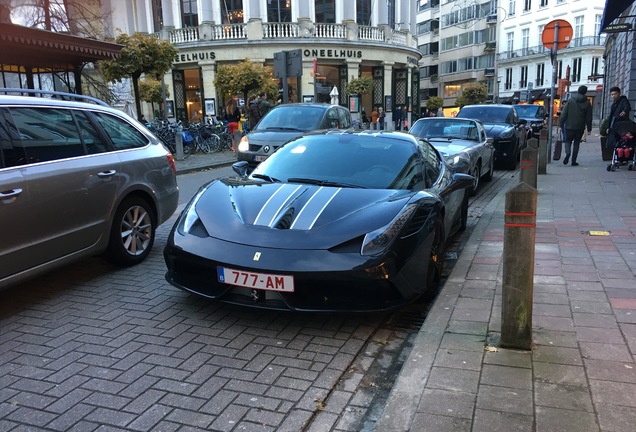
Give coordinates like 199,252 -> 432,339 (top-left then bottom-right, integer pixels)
274,208 -> 295,230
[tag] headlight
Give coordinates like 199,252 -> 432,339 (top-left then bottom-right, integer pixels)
361,203 -> 418,256
498,128 -> 514,139
238,136 -> 249,152
178,188 -> 207,235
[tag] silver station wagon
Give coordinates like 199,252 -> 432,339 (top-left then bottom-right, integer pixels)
0,89 -> 179,289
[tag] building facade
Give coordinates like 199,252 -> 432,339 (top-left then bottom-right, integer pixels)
495,0 -> 606,119
109,0 -> 422,126
416,0 -> 498,115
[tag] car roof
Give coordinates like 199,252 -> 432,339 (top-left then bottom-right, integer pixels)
270,103 -> 342,109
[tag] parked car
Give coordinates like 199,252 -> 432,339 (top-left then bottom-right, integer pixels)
409,117 -> 495,196
455,104 -> 527,170
0,88 -> 179,290
164,130 -> 475,312
513,104 -> 547,138
236,103 -> 352,166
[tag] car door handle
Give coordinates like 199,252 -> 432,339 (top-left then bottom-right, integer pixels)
97,170 -> 117,178
0,188 -> 23,199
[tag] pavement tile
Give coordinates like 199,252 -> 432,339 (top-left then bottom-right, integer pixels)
446,320 -> 488,336
533,293 -> 569,305
535,406 -> 599,432
426,367 -> 480,393
476,384 -> 533,415
596,403 -> 636,432
575,326 -> 625,344
483,349 -> 532,368
479,364 -> 533,390
533,363 -> 588,386
610,298 -> 636,309
439,333 -> 487,352
566,281 -> 605,291
568,291 -> 609,302
532,346 -> 583,365
533,304 -> 572,318
410,413 -> 471,432
534,382 -> 594,412
572,312 -> 618,328
607,289 -> 636,299
472,409 -> 534,432
533,284 -> 568,294
580,342 -> 633,362
417,388 -> 476,419
570,300 -> 613,314
532,330 -> 578,348
584,359 -> 636,383
533,316 -> 575,332
614,310 -> 636,324
433,348 -> 483,371
450,308 -> 491,322
589,380 -> 636,407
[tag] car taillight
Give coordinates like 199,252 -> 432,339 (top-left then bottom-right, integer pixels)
167,153 -> 177,175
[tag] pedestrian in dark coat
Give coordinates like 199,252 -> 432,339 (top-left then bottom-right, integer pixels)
607,86 -> 632,149
394,105 -> 403,131
558,85 -> 592,166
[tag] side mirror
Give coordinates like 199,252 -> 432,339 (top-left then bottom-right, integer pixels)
232,161 -> 250,178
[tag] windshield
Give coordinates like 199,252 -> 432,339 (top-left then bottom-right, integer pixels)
251,134 -> 423,190
458,106 -> 511,123
514,105 -> 542,118
410,119 -> 480,141
255,105 -> 324,131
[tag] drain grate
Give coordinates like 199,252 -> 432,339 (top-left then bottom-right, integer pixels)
385,303 -> 430,331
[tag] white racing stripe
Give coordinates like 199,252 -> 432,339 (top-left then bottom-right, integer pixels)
290,187 -> 341,230
254,184 -> 302,226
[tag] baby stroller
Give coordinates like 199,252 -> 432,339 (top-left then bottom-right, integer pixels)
607,121 -> 636,171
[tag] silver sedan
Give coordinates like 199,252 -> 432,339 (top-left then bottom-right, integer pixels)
409,117 -> 495,196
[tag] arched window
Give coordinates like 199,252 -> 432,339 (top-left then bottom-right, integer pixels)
267,0 -> 292,22
181,0 -> 198,27
315,0 -> 335,23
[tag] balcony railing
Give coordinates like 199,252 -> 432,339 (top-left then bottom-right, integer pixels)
498,36 -> 607,61
163,20 -> 415,48
484,68 -> 495,76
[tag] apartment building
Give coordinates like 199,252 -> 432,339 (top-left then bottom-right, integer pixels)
416,0 -> 606,118
105,0 -> 421,125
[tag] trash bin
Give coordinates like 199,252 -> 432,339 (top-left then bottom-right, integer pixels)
601,135 -> 613,161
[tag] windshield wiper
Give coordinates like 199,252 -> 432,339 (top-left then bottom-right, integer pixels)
287,177 -> 365,188
251,173 -> 280,183
264,126 -> 303,131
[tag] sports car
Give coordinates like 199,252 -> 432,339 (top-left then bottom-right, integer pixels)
409,117 -> 495,196
164,130 -> 474,312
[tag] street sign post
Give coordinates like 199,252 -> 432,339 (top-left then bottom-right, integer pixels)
542,19 -> 573,163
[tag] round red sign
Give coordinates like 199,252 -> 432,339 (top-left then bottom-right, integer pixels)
541,19 -> 573,50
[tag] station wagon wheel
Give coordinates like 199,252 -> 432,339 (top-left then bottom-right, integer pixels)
423,219 -> 446,300
106,196 -> 156,266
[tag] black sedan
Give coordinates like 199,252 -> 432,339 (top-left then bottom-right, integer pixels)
456,104 -> 527,170
164,130 -> 474,312
409,117 -> 495,196
514,104 -> 547,138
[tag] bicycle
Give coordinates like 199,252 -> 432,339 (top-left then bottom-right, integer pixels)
211,121 -> 234,152
187,122 -> 220,153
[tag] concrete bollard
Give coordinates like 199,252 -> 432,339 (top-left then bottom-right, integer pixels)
537,129 -> 547,174
519,145 -> 538,188
527,137 -> 538,149
501,182 -> 537,350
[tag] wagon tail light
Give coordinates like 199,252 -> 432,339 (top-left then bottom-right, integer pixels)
167,153 -> 177,175
361,203 -> 418,256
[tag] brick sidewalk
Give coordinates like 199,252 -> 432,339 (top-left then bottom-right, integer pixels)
378,133 -> 636,432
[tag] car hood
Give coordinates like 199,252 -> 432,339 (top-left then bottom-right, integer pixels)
188,178 -> 439,249
481,123 -> 511,138
247,129 -> 306,147
428,140 -> 474,156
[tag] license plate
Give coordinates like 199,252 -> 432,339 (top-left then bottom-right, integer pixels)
255,155 -> 268,162
217,266 -> 294,292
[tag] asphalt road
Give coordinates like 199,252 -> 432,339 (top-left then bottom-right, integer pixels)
0,164 -> 514,432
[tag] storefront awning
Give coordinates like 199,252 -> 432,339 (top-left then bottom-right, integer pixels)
600,0 -> 636,32
0,22 -> 122,73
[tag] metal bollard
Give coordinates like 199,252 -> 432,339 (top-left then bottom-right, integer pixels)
175,124 -> 184,161
519,145 -> 538,188
537,129 -> 547,174
501,182 -> 537,350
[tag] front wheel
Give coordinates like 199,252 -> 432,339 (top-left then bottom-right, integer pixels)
423,219 -> 446,301
469,165 -> 480,196
106,196 -> 156,266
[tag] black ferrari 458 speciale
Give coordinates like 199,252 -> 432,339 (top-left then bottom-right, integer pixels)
164,130 -> 474,312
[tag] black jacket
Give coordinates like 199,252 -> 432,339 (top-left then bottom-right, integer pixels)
608,95 -> 632,147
